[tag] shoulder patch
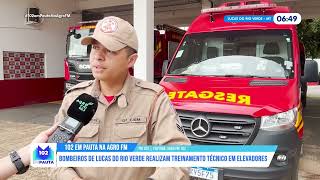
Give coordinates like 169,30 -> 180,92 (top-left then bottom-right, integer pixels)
65,81 -> 94,95
135,80 -> 164,94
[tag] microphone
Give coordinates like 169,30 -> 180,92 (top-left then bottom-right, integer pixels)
48,93 -> 98,143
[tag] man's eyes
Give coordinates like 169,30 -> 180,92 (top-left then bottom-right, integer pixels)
92,46 -> 114,54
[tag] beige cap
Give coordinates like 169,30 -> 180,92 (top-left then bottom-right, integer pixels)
81,16 -> 138,52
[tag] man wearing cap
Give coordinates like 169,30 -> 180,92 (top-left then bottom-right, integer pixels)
51,16 -> 190,180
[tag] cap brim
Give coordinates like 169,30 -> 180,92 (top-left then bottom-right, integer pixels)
81,36 -> 94,45
81,35 -> 126,52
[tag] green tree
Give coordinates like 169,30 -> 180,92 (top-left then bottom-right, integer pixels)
297,18 -> 320,59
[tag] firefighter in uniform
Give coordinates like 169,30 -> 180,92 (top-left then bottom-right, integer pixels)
51,16 -> 191,180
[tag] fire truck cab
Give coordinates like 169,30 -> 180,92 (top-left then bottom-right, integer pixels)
64,22 -> 185,90
160,0 -> 308,179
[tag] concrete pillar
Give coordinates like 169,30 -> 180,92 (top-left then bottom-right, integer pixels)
133,0 -> 154,82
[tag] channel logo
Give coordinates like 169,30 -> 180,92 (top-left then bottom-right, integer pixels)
31,143 -> 57,167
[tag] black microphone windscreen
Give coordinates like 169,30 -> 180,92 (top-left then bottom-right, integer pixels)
67,93 -> 98,125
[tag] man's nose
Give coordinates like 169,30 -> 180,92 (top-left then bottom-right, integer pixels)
93,50 -> 105,61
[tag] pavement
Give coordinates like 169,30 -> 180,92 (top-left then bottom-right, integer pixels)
0,103 -> 59,180
298,86 -> 320,180
0,87 -> 319,180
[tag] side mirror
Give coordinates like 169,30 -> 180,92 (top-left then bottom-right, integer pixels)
74,33 -> 82,39
162,60 -> 169,77
304,60 -> 319,82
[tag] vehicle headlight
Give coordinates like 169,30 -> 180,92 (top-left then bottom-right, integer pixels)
260,107 -> 297,130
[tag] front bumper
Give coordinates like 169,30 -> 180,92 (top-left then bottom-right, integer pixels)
222,127 -> 302,180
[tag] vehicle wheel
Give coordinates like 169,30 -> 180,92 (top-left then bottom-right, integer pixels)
292,145 -> 302,180
291,162 -> 299,180
302,96 -> 307,108
292,171 -> 298,180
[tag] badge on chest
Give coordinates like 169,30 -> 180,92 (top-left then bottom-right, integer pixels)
116,116 -> 147,124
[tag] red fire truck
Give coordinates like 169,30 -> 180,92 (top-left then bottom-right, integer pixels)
160,0 -> 316,179
64,22 -> 185,90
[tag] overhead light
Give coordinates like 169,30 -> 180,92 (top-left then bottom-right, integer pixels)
201,3 -> 277,14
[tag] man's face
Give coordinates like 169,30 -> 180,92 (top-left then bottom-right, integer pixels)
89,40 -> 136,82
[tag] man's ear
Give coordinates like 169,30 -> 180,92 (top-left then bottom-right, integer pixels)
128,53 -> 138,68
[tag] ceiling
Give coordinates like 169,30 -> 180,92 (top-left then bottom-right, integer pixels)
76,0 -> 320,26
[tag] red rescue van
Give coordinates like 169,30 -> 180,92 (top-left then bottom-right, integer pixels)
160,0 -> 311,179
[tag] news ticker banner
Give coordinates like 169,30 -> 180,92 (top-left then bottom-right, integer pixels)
31,143 -> 277,168
224,13 -> 301,24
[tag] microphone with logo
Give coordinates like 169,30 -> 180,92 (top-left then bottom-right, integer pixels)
48,93 -> 98,143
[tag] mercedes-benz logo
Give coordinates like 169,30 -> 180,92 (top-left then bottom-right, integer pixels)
191,118 -> 211,138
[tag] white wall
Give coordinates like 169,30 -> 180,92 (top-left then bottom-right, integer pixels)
77,0 -> 165,10
77,0 -> 132,10
0,0 -> 80,80
102,7 -> 200,27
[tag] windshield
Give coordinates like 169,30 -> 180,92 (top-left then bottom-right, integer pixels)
168,30 -> 294,78
67,29 -> 93,57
